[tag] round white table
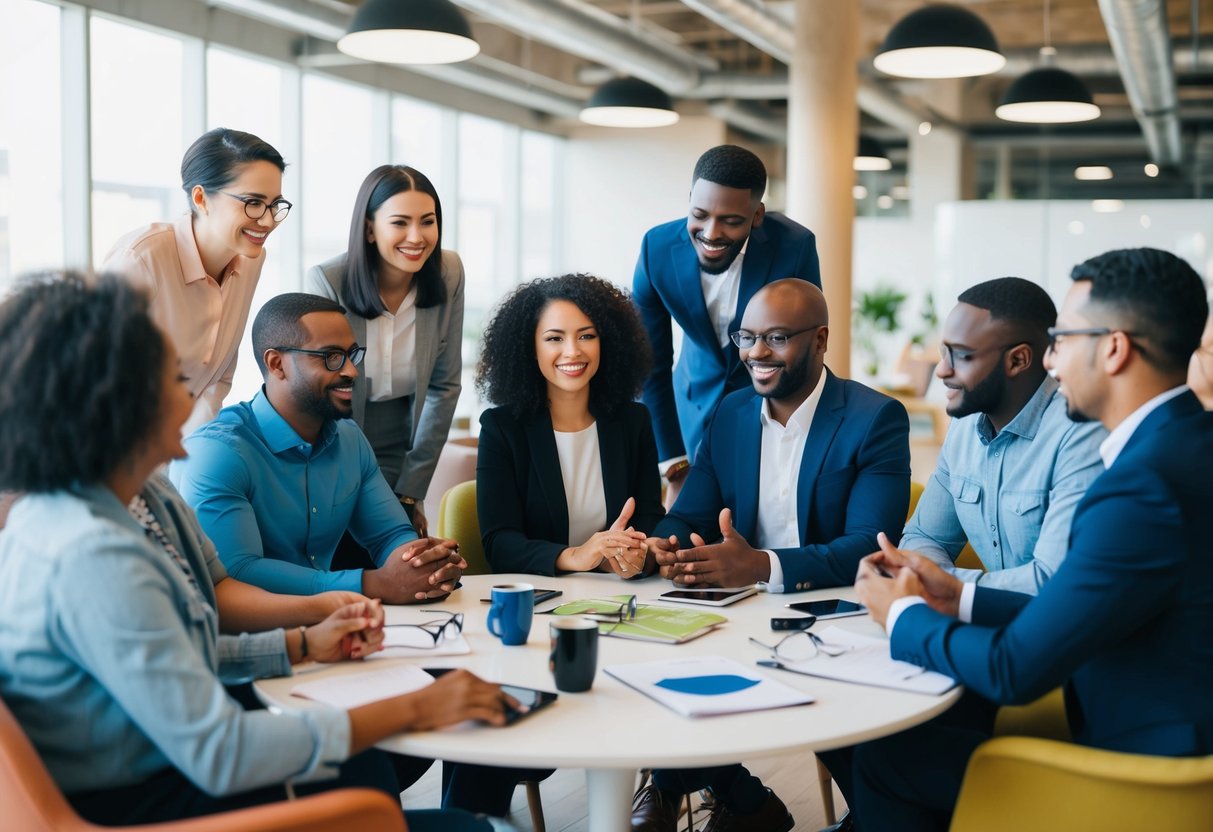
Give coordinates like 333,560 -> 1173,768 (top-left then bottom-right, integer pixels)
256,573 -> 960,832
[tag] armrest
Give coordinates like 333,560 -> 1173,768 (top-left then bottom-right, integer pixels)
126,788 -> 407,832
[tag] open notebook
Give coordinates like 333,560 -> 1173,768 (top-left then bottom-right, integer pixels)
549,596 -> 725,644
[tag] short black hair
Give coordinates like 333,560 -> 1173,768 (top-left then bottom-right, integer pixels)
957,277 -> 1057,347
691,144 -> 766,198
0,272 -> 165,492
251,293 -> 347,376
476,274 -> 652,420
1070,248 -> 1208,373
343,165 -> 447,317
181,127 -> 287,211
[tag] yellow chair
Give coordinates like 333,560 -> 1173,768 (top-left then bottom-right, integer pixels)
993,687 -> 1071,742
950,737 -> 1213,831
433,479 -> 546,830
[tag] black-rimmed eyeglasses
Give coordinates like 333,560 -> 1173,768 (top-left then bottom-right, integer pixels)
384,610 -> 464,649
1045,326 -> 1144,352
730,324 -> 827,350
938,341 -> 1027,369
219,191 -> 293,222
275,345 -> 366,372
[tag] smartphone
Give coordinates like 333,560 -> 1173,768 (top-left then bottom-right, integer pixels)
424,669 -> 558,725
658,586 -> 758,607
771,615 -> 817,631
785,599 -> 866,619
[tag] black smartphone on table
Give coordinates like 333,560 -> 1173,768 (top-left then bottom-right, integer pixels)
784,599 -> 866,619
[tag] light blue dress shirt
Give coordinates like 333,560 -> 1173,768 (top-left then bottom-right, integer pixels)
171,390 -> 417,595
900,376 -> 1106,593
0,484 -> 349,795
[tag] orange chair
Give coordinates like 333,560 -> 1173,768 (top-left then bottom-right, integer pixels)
0,697 -> 406,832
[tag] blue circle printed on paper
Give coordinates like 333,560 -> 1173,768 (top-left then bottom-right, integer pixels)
655,674 -> 761,696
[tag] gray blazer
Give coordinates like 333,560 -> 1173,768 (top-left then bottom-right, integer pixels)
304,249 -> 465,500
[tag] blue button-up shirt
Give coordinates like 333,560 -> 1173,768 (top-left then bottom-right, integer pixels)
900,376 -> 1106,593
171,390 -> 416,595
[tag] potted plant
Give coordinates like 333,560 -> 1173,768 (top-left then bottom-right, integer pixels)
853,284 -> 907,378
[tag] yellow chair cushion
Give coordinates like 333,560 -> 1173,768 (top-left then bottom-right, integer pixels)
436,480 -> 490,576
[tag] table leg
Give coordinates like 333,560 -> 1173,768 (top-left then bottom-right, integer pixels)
584,767 -> 637,832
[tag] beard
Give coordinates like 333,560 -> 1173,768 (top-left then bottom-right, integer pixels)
695,235 -> 746,275
751,357 -> 811,400
294,378 -> 354,423
946,362 -> 1007,418
1064,399 -> 1095,423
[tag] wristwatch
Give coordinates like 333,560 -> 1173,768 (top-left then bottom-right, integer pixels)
663,460 -> 691,480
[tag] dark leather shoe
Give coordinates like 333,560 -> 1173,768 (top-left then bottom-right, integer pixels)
631,784 -> 681,831
700,788 -> 794,832
818,810 -> 854,832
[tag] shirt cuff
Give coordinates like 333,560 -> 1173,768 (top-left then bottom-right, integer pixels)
217,630 -> 292,683
959,582 -> 977,623
762,550 -> 784,593
657,455 -> 689,478
886,596 -> 927,636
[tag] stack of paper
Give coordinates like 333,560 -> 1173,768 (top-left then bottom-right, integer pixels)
606,656 -> 814,717
292,665 -> 435,708
550,596 -> 725,644
764,626 -> 957,695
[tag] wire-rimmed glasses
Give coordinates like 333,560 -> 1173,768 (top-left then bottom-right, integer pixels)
749,630 -> 850,662
384,610 -> 464,649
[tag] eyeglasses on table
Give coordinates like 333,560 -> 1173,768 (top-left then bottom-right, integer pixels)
384,609 -> 464,649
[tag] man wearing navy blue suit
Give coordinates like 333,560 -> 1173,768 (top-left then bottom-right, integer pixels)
633,145 -> 820,503
850,248 -> 1213,832
629,280 -> 910,832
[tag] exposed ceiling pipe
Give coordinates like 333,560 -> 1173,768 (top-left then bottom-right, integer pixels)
678,0 -> 793,63
1097,0 -> 1183,165
708,99 -> 787,143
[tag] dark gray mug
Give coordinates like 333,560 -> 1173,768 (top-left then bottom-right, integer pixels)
548,617 -> 598,692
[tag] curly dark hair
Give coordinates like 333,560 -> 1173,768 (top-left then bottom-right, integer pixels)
0,272 -> 165,492
476,274 -> 652,419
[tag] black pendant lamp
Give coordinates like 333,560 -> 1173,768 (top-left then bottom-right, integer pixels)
854,135 -> 892,171
579,77 -> 680,128
337,0 -> 481,65
996,65 -> 1100,123
874,4 -> 1005,79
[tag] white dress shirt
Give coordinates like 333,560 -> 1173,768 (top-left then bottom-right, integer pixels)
365,287 -> 418,402
756,370 -> 827,591
699,240 -> 749,349
553,423 -> 608,548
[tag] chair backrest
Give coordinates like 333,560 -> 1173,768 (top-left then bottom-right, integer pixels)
437,480 -> 489,575
0,696 -> 83,832
907,481 -> 925,521
907,480 -> 984,572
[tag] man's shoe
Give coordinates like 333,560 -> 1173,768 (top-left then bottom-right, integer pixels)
631,784 -> 682,832
700,788 -> 794,832
818,810 -> 854,832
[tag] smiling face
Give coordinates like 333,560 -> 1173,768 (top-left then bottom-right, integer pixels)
192,160 -> 285,264
1044,281 -> 1103,424
285,311 -> 360,422
367,189 -> 439,287
534,299 -> 600,402
685,179 -> 764,275
738,286 -> 826,405
936,303 -> 1018,418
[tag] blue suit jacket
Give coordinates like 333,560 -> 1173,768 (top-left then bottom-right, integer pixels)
633,212 -> 820,461
893,391 -> 1213,756
654,371 -> 910,591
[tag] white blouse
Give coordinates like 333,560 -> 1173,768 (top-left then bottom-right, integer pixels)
552,423 -> 608,548
365,287 -> 418,402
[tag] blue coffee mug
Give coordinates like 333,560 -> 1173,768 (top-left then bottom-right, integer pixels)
487,583 -> 534,646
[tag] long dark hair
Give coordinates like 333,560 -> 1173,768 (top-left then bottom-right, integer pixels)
343,164 -> 447,317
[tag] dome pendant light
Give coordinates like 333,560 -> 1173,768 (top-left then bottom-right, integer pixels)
337,0 -> 481,65
579,77 -> 680,128
996,2 -> 1099,124
854,135 -> 892,171
874,4 -> 1005,79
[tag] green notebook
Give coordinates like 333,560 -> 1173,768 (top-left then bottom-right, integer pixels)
549,596 -> 726,644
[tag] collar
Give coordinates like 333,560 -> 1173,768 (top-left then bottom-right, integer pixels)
1099,385 -> 1189,468
759,367 -> 827,434
72,482 -> 146,536
975,375 -> 1058,444
250,388 -> 334,456
174,214 -> 243,284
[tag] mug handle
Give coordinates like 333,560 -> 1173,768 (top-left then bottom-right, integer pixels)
487,602 -> 502,638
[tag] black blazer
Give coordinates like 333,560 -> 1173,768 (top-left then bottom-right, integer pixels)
477,402 -> 665,576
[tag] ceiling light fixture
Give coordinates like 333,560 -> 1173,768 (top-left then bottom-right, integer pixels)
1075,165 -> 1114,181
1144,163 -> 1160,177
337,0 -> 480,65
995,2 -> 1099,124
579,77 -> 680,128
873,4 -> 1005,79
854,135 -> 892,171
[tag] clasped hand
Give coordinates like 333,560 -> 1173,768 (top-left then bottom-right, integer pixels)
647,508 -> 769,588
854,532 -> 964,628
305,598 -> 386,662
557,497 -> 648,577
363,536 -> 467,604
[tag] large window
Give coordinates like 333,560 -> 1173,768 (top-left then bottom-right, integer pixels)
0,0 -> 63,286
89,15 -> 185,266
520,131 -> 560,282
392,96 -> 449,201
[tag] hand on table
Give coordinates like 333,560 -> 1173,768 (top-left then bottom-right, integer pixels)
664,509 -> 770,588
405,669 -> 521,730
307,599 -> 385,662
362,537 -> 467,604
556,497 -> 647,575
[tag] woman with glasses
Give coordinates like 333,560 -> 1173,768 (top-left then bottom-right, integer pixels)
103,127 -> 291,434
305,165 -> 463,537
0,273 -> 513,832
475,274 -> 665,577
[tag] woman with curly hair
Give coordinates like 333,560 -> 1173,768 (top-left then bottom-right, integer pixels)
475,273 -> 665,576
0,272 -> 514,832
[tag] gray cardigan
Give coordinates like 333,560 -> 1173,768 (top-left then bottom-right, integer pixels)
304,249 -> 465,500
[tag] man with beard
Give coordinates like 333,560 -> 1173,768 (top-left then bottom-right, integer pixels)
629,280 -> 909,832
633,145 -> 820,506
900,277 -> 1106,594
172,293 -> 464,604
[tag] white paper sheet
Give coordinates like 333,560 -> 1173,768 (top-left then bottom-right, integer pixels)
291,664 -> 435,708
373,631 -> 472,658
770,626 -> 957,695
605,655 -> 814,718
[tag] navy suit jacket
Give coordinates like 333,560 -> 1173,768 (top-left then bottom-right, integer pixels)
893,391 -> 1213,756
654,371 -> 910,591
476,402 -> 665,576
633,212 -> 820,462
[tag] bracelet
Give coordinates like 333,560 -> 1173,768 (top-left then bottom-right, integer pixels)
298,625 -> 308,659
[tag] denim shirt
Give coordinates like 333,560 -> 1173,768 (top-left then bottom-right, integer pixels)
0,484 -> 349,795
171,389 -> 417,595
900,377 -> 1106,593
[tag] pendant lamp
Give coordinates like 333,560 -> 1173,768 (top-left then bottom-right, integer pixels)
855,135 -> 892,171
874,4 -> 1005,79
996,1 -> 1099,124
579,77 -> 680,128
337,0 -> 481,65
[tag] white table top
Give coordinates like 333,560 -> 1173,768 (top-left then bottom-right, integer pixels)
256,573 -> 960,771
